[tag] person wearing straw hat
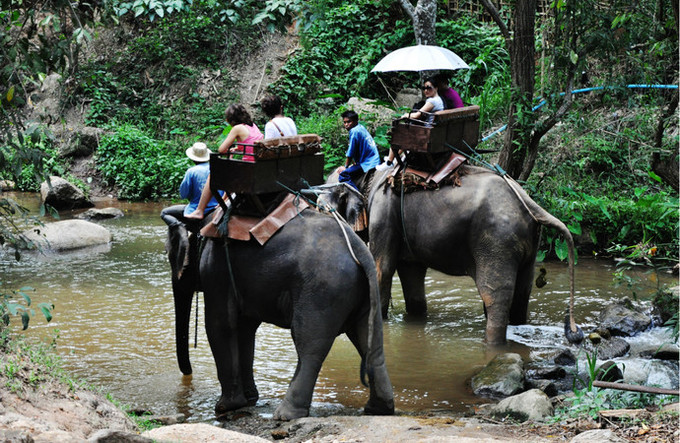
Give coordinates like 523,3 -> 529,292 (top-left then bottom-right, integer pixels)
160,142 -> 220,229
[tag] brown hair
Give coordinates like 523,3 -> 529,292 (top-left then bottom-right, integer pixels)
224,104 -> 253,126
260,95 -> 283,118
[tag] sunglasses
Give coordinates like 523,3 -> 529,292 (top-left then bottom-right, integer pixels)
422,85 -> 434,91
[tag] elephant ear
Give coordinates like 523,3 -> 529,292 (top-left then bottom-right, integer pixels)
165,223 -> 191,281
340,183 -> 368,231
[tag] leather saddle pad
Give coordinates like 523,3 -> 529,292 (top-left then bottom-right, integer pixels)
200,193 -> 309,245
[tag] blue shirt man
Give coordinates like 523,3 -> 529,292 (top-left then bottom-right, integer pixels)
180,161 -> 219,216
338,110 -> 380,190
160,142 -> 219,230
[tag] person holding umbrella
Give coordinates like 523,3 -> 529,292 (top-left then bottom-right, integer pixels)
377,77 -> 444,170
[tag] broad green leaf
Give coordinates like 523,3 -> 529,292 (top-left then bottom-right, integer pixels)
569,50 -> 578,65
568,223 -> 582,235
21,311 -> 29,330
536,250 -> 546,263
648,170 -> 662,183
555,237 -> 568,261
589,231 -> 597,245
6,86 -> 14,102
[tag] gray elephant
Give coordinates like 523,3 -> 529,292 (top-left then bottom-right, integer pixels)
163,208 -> 394,420
318,164 -> 583,346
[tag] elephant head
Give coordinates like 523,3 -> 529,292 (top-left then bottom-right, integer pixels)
313,183 -> 368,235
164,221 -> 200,375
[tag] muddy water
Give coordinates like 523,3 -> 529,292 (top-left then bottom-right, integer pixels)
0,194 -> 675,422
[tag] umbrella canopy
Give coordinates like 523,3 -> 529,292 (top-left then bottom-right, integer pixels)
371,44 -> 469,73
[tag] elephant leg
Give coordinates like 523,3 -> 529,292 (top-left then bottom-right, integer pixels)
397,261 -> 427,317
475,262 -> 516,346
509,262 -> 534,325
275,324 -> 336,420
238,318 -> 261,406
346,324 -> 395,416
202,243 -> 248,416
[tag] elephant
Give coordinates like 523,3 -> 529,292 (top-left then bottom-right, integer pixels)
317,164 -> 583,346
163,207 -> 395,420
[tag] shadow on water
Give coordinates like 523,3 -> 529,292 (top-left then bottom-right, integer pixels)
0,192 -> 676,422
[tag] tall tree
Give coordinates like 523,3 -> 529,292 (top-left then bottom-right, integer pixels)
399,0 -> 437,45
480,0 -> 575,181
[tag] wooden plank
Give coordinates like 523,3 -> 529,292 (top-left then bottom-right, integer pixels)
592,380 -> 680,396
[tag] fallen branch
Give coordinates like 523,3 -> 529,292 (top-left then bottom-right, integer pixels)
592,380 -> 679,396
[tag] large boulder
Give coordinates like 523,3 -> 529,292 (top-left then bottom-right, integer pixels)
143,423 -> 267,442
22,219 -> 111,252
595,337 -> 631,360
56,126 -> 105,158
40,176 -> 94,210
471,353 -> 524,398
598,300 -> 652,336
75,207 -> 124,221
490,389 -> 554,422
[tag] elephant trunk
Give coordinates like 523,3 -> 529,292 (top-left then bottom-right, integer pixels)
165,222 -> 200,375
173,277 -> 195,375
502,175 -> 584,344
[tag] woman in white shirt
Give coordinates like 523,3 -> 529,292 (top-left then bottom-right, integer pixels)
261,95 -> 297,139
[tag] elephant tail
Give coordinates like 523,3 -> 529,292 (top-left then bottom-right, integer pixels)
502,175 -> 584,345
350,230 -> 385,387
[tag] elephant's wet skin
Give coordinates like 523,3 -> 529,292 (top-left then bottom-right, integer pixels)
322,165 -> 583,346
165,209 -> 394,421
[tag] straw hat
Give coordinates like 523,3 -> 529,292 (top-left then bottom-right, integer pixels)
186,142 -> 210,162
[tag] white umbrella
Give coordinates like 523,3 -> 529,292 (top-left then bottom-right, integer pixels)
371,44 -> 469,73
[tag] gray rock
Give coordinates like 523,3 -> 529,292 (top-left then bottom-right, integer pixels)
75,207 -> 125,220
570,429 -> 627,442
0,180 -> 15,191
142,423 -> 268,442
40,176 -> 93,210
621,358 -> 680,389
22,219 -> 111,252
598,302 -> 652,336
490,389 -> 554,422
0,429 -> 33,442
88,429 -> 152,442
596,337 -> 630,360
596,361 -> 624,382
395,88 -> 421,109
526,366 -> 566,380
471,353 -> 524,398
552,349 -> 576,366
638,343 -> 679,361
525,379 -> 558,397
58,126 -> 105,158
345,97 -> 394,132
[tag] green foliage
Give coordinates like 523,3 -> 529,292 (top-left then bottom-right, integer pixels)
0,284 -> 53,332
115,0 -> 193,22
296,109 -> 347,175
97,125 -> 188,199
271,0 -> 410,116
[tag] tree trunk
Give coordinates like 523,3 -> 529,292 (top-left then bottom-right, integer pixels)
651,93 -> 679,191
399,0 -> 437,46
497,0 -> 537,179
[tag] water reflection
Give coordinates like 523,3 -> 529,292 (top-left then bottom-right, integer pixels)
0,193 -> 675,422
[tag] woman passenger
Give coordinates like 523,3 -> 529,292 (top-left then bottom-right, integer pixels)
185,104 -> 263,219
261,95 -> 297,139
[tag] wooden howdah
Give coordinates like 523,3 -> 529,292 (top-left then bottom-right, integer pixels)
209,134 -> 324,196
390,105 -> 480,154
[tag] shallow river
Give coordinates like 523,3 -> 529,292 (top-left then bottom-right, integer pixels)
0,194 -> 675,422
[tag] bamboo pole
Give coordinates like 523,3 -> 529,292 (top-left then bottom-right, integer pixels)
592,380 -> 680,396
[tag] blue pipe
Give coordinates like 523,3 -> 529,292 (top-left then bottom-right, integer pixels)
480,84 -> 679,142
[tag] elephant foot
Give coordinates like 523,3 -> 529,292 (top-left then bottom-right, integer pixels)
215,393 -> 249,418
244,387 -> 259,406
404,299 -> 427,317
273,399 -> 309,421
363,398 -> 395,416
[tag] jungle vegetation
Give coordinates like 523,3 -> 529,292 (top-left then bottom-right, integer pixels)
0,0 -> 678,319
